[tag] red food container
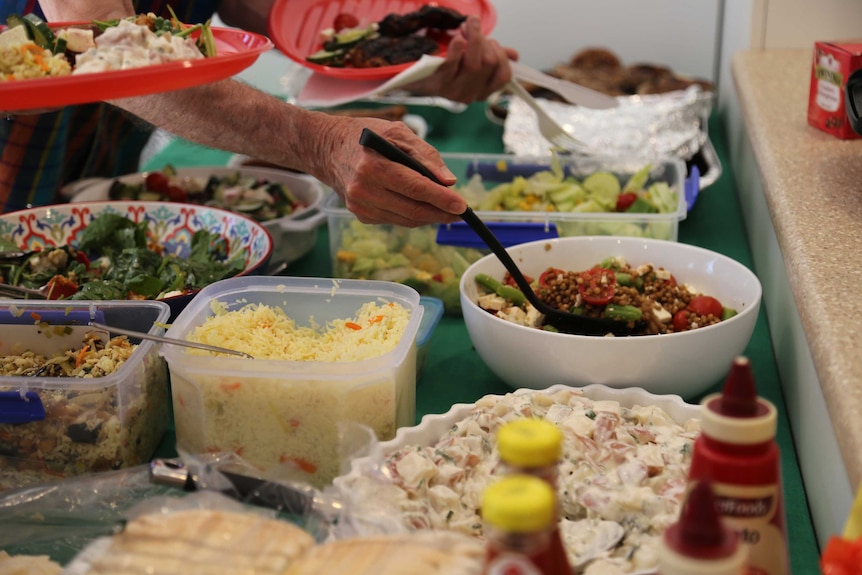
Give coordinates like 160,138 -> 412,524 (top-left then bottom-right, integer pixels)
808,40 -> 862,139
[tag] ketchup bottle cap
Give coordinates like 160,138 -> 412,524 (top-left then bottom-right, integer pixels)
663,480 -> 739,560
717,356 -> 758,417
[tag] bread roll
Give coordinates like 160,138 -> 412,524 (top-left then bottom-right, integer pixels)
281,532 -> 484,575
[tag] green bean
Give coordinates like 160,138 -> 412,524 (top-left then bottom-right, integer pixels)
499,285 -> 526,307
604,304 -> 643,321
721,307 -> 738,321
615,272 -> 634,286
475,273 -> 526,307
475,272 -> 502,292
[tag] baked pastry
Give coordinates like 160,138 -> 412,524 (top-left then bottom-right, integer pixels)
0,551 -> 62,575
281,532 -> 484,575
82,509 -> 316,575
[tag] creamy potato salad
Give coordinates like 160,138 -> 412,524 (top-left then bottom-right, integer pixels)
345,389 -> 700,574
73,19 -> 203,74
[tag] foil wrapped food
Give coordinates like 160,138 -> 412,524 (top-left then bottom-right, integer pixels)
503,86 -> 714,161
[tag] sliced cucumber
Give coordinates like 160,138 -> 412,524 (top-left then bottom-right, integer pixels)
233,201 -> 265,213
138,191 -> 163,202
23,13 -> 54,50
307,48 -> 345,65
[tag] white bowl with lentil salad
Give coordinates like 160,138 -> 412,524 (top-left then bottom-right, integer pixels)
459,236 -> 761,398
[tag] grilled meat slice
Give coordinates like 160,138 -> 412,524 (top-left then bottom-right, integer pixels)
378,5 -> 466,37
347,35 -> 439,67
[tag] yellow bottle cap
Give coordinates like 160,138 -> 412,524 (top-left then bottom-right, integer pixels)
497,418 -> 563,469
482,475 -> 556,533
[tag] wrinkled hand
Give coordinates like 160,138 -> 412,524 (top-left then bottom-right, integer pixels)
312,116 -> 466,227
403,16 -> 518,104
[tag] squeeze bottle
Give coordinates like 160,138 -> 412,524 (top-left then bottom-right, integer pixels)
658,479 -> 747,575
687,356 -> 789,575
481,474 -> 572,575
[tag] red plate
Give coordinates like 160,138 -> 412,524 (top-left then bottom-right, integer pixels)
269,0 -> 496,81
0,24 -> 273,111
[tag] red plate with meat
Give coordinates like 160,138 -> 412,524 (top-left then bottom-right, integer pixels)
269,0 -> 496,81
0,23 -> 272,111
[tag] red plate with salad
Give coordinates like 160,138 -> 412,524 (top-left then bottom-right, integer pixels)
269,0 -> 496,81
0,17 -> 272,111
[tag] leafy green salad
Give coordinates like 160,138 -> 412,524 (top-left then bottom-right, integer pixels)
0,213 -> 245,301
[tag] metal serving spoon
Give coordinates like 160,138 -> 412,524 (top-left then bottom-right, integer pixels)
89,321 -> 254,359
358,128 -> 640,336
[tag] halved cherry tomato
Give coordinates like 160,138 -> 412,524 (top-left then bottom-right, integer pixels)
688,295 -> 723,318
615,192 -> 638,212
333,12 -> 359,31
165,185 -> 188,203
665,274 -> 678,287
539,267 -> 565,288
73,249 -> 90,267
503,272 -> 532,288
144,172 -> 170,193
577,268 -> 616,306
45,275 -> 78,300
672,309 -> 689,332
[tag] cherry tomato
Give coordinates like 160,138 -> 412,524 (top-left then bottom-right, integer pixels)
333,12 -> 359,31
672,309 -> 689,332
144,172 -> 170,193
688,295 -> 723,318
165,185 -> 188,203
665,274 -> 678,287
615,192 -> 638,212
503,272 -> 532,288
577,268 -> 616,306
538,267 -> 565,288
73,249 -> 90,267
45,275 -> 79,300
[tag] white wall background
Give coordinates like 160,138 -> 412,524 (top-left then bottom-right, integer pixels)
489,0 -> 721,82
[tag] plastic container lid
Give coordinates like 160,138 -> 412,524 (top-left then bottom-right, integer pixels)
481,475 -> 555,533
417,296 -> 444,349
497,419 -> 562,469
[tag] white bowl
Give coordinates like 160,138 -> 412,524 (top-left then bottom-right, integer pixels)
333,384 -> 701,575
459,236 -> 762,399
66,166 -> 329,272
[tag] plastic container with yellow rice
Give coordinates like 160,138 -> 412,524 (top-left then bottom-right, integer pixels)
161,276 -> 425,487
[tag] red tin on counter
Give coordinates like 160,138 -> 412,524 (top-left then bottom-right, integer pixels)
808,40 -> 862,139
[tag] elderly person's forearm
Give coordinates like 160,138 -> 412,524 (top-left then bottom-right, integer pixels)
109,80 -> 466,227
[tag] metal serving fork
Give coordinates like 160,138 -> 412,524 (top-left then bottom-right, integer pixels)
509,61 -> 618,110
505,79 -> 592,154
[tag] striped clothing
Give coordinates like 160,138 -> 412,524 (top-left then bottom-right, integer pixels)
0,0 -> 220,213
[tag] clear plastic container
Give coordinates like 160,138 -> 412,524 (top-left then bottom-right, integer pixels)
324,153 -> 689,314
160,276 -> 425,487
0,300 -> 171,491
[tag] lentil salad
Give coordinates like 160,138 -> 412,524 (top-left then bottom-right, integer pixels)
475,256 -> 737,336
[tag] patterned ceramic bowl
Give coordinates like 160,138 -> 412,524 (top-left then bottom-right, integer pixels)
0,201 -> 273,318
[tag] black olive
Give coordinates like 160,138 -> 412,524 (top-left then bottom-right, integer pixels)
66,421 -> 102,444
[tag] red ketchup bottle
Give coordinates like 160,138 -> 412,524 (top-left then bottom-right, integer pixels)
496,418 -> 571,573
659,479 -> 748,575
481,475 -> 572,575
687,356 -> 789,575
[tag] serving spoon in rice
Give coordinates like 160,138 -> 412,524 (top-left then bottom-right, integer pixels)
89,321 -> 254,358
358,129 -> 642,337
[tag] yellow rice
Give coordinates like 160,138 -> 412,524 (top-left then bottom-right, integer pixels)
0,41 -> 71,81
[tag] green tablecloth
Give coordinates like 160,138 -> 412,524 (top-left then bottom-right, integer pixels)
143,104 -> 820,573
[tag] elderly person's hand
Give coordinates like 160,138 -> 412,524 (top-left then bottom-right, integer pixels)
403,16 -> 518,104
310,115 -> 466,227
